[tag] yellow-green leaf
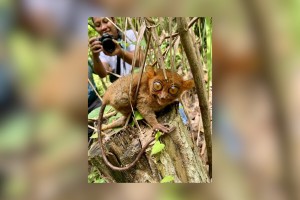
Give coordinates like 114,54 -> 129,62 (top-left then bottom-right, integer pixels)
160,175 -> 174,183
155,131 -> 162,141
134,111 -> 144,121
151,141 -> 165,155
88,105 -> 114,120
90,132 -> 98,139
88,107 -> 100,120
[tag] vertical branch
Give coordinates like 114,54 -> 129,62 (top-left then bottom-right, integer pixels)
186,17 -> 202,68
127,18 -> 138,40
145,17 -> 167,79
169,17 -> 175,71
177,17 -> 212,178
128,21 -> 146,124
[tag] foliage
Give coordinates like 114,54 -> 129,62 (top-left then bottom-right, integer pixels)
205,17 -> 212,88
155,131 -> 162,141
88,167 -> 106,183
160,175 -> 175,183
88,105 -> 114,120
150,131 -> 165,155
151,140 -> 165,155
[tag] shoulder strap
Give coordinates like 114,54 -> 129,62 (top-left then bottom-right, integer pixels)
116,56 -> 121,75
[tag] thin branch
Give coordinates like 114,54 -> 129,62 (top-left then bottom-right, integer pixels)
146,17 -> 167,79
151,36 -> 179,68
128,20 -> 147,132
88,78 -> 103,102
161,17 -> 200,41
88,125 -> 97,131
106,17 -> 134,43
88,22 -> 96,32
127,18 -> 138,41
169,17 -> 175,71
134,33 -> 152,103
107,71 -> 121,78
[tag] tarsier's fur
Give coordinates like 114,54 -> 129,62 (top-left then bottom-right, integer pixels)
98,66 -> 194,171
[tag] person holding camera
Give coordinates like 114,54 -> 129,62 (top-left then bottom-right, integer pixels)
89,17 -> 143,83
88,17 -> 143,141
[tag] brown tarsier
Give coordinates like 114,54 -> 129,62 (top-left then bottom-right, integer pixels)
98,66 -> 195,171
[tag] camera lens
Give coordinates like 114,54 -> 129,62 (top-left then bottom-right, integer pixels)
99,34 -> 116,53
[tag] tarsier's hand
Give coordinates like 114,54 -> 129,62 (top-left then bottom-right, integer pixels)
152,123 -> 176,134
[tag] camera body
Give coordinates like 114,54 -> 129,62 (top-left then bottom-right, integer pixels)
99,33 -> 116,53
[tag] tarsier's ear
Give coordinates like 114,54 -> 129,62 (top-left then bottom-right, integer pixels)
145,65 -> 155,78
182,79 -> 195,90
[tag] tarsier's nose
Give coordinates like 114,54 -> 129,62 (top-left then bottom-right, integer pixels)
159,92 -> 168,100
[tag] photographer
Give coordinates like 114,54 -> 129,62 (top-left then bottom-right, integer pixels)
88,17 -> 143,141
89,17 -> 143,83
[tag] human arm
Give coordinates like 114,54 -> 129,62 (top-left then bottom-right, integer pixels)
118,47 -> 144,68
89,37 -> 112,78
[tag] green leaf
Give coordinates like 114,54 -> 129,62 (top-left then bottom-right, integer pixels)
134,111 -> 144,121
108,112 -> 122,123
94,179 -> 106,183
140,39 -> 147,48
88,107 -> 100,120
104,105 -> 114,114
88,173 -> 96,179
130,111 -> 144,126
160,175 -> 174,183
155,131 -> 162,141
151,141 -> 165,155
88,105 -> 114,120
90,132 -> 98,139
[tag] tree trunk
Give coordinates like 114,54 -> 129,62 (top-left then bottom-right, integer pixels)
176,17 -> 213,178
88,104 -> 210,183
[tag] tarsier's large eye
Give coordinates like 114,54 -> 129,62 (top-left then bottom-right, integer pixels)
168,85 -> 179,95
153,81 -> 163,91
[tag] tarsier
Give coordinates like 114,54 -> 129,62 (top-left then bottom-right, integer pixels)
98,66 -> 195,171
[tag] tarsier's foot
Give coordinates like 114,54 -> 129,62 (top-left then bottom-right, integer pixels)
101,116 -> 127,131
152,123 -> 176,134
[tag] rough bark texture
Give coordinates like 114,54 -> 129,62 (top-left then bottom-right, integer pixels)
88,104 -> 210,183
176,17 -> 213,178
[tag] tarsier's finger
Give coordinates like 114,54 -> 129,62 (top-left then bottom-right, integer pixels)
163,123 -> 176,133
153,124 -> 170,133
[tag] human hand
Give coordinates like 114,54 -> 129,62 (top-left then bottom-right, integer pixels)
89,36 -> 103,55
101,39 -> 123,57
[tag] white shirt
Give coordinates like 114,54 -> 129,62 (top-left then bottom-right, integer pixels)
99,30 -> 137,76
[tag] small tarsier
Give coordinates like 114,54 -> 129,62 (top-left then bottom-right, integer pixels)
98,65 -> 195,171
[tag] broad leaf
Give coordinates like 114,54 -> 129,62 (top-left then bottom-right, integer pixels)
88,107 -> 100,120
88,105 -> 114,120
151,141 -> 165,155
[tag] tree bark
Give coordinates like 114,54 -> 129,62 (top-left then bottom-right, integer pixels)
88,104 -> 210,183
176,17 -> 213,178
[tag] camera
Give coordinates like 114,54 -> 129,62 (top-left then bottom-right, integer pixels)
99,33 -> 116,53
